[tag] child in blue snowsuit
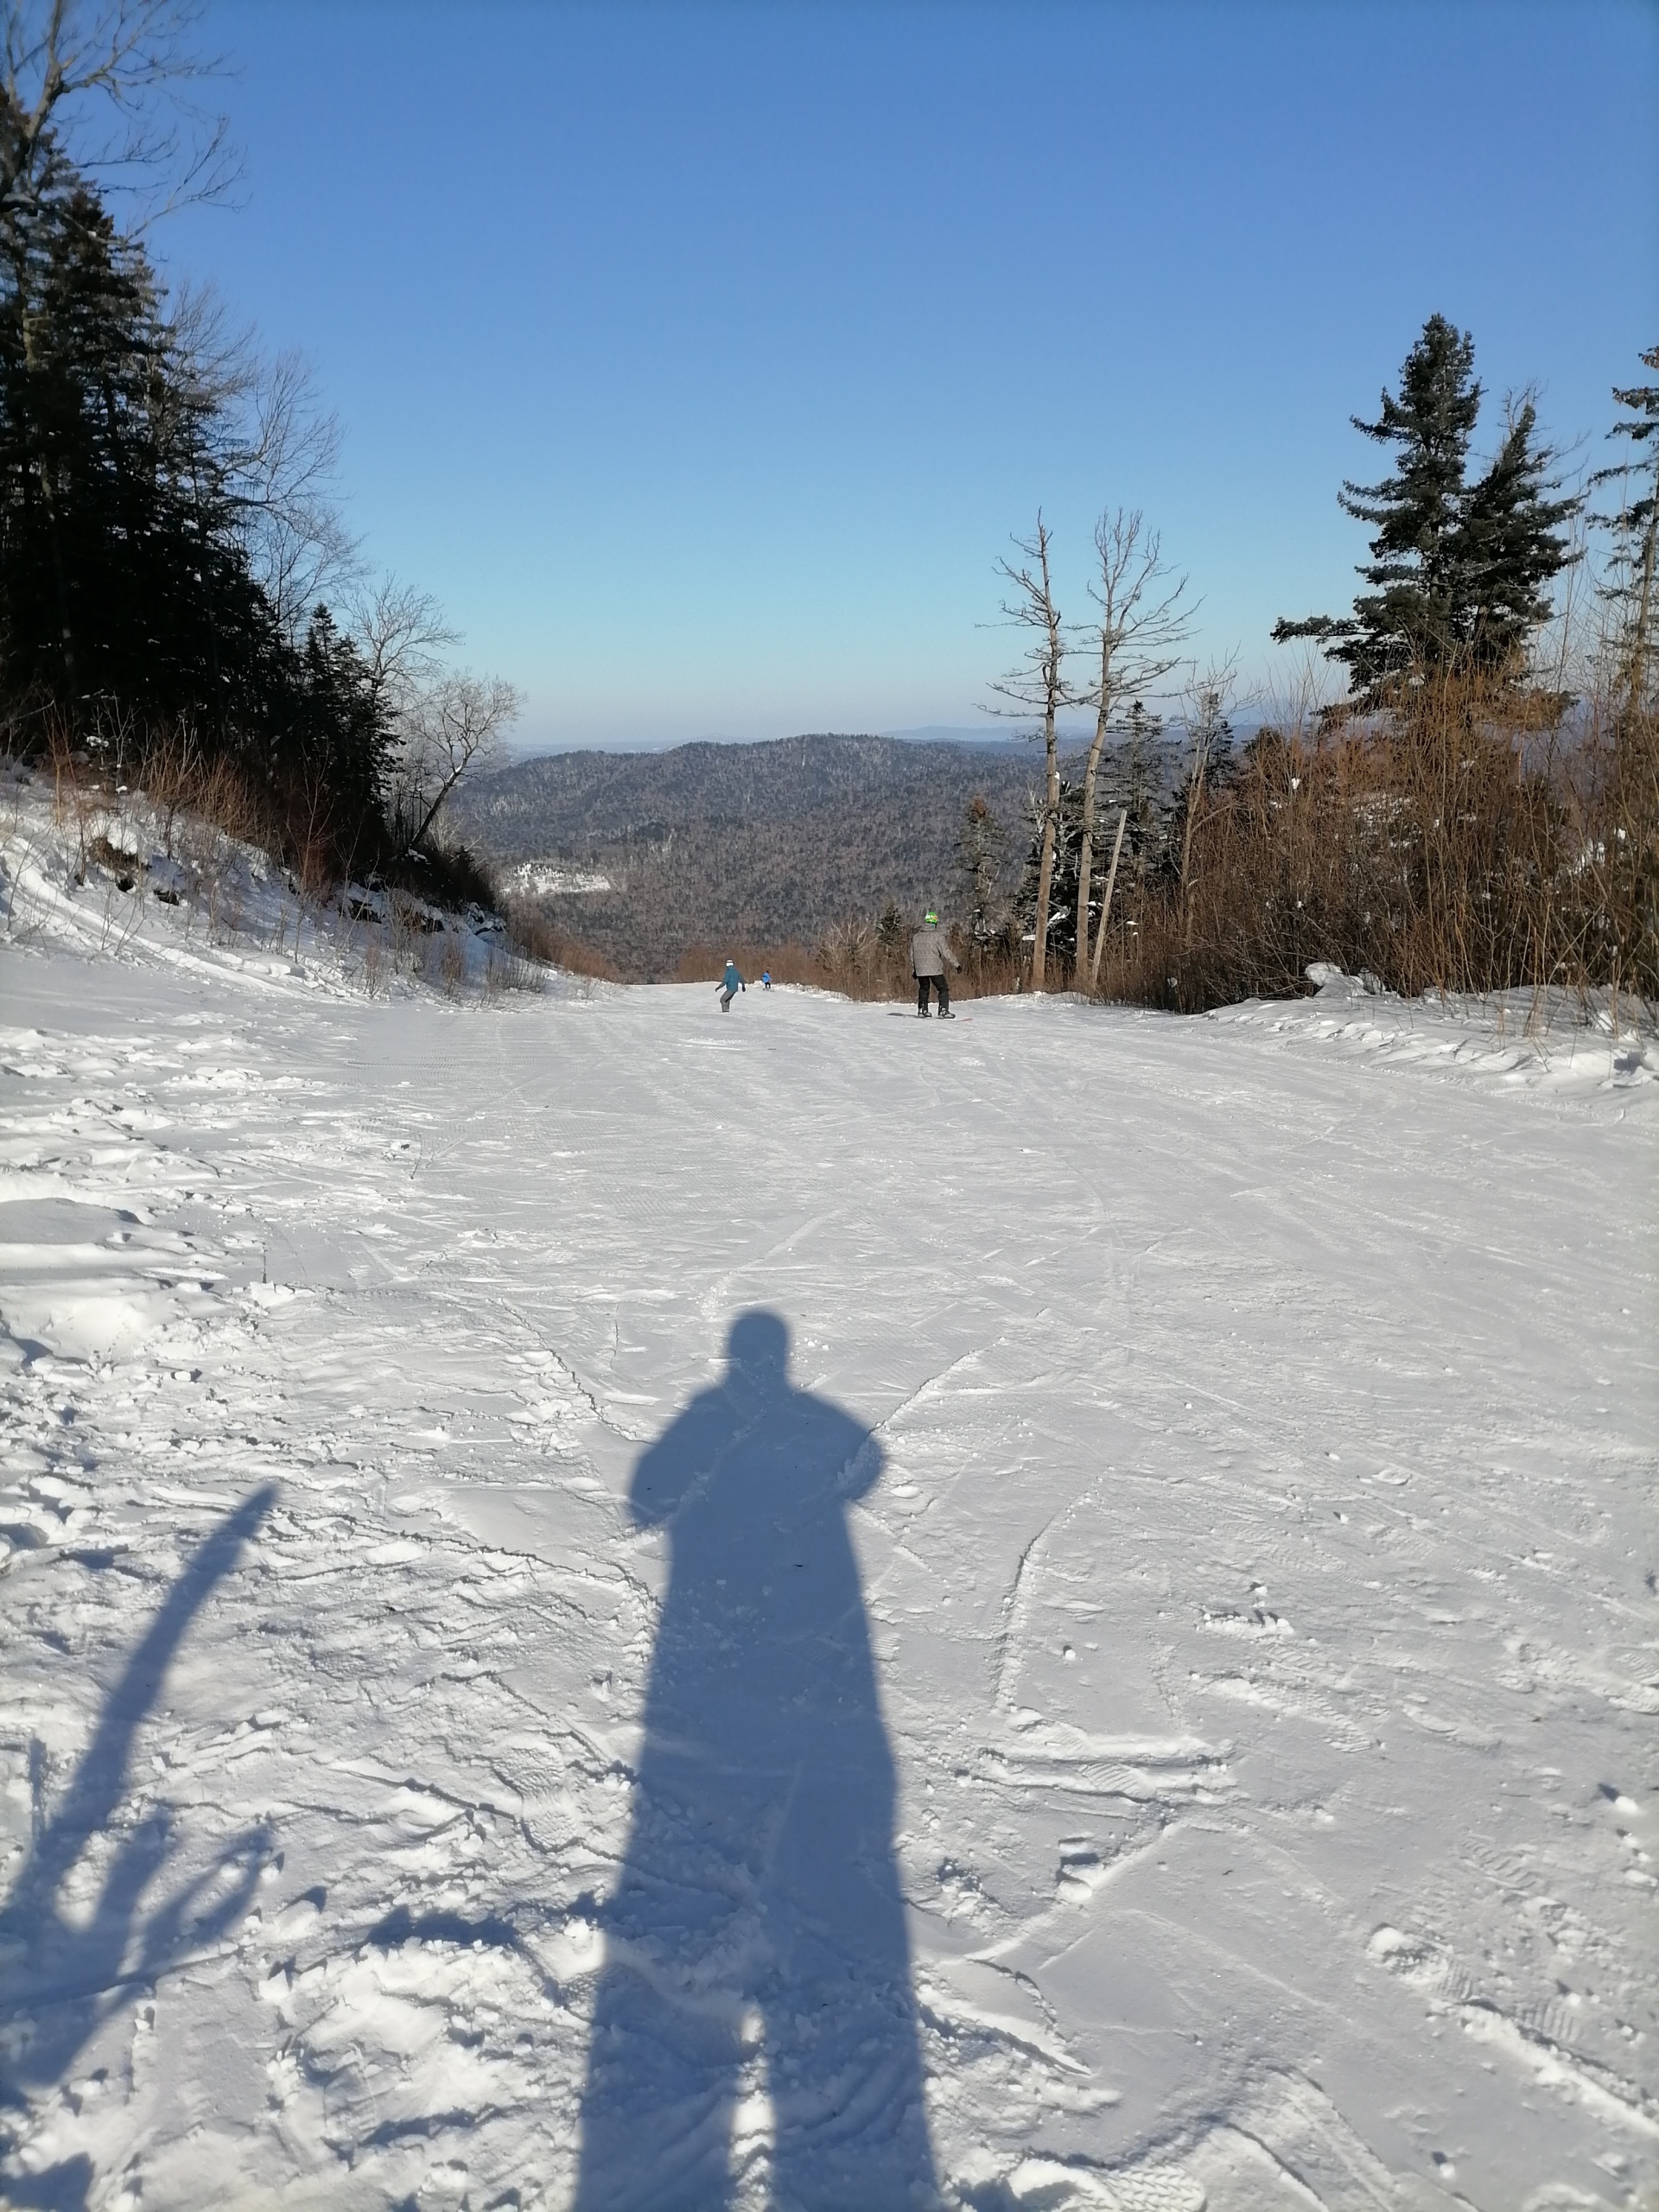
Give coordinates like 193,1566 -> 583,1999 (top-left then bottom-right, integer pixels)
719,959 -> 746,1012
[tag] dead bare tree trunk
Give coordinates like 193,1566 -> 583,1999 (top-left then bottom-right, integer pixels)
1620,496 -> 1657,725
1033,716 -> 1060,988
1088,807 -> 1128,992
988,512 -> 1068,990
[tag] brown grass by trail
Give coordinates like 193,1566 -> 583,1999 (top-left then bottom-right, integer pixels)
502,902 -> 625,982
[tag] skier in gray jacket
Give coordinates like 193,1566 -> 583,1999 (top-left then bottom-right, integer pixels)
910,910 -> 960,1018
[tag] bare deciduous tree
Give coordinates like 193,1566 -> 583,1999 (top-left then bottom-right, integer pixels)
2,1 -> 232,230
1073,510 -> 1192,976
350,575 -> 457,725
396,671 -> 520,852
1087,805 -> 1128,993
349,582 -> 518,856
988,513 -> 1070,989
162,287 -> 359,638
236,346 -> 357,634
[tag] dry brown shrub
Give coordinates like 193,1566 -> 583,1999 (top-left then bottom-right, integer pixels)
1085,677 -> 1657,1016
483,944 -> 543,996
674,942 -> 820,988
435,931 -> 467,995
120,729 -> 275,868
87,831 -> 140,882
363,932 -> 388,997
944,940 -> 1022,1001
504,900 -> 622,981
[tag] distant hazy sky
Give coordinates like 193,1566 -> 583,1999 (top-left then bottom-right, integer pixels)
164,1 -> 1657,751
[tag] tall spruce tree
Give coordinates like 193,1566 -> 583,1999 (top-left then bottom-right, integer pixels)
0,150 -> 402,866
1114,699 -> 1167,880
0,53 -> 510,889
0,168 -> 283,734
1275,314 -> 1578,701
1456,397 -> 1581,674
1589,344 -> 1659,717
957,793 -> 1007,952
289,606 -> 396,860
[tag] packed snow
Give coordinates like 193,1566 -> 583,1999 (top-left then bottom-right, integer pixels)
503,866 -> 613,899
2,777 -> 1656,2211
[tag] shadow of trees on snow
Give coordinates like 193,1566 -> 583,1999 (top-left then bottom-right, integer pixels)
0,1485 -> 276,2210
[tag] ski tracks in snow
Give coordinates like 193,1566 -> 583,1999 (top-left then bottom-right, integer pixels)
0,918 -> 1656,2209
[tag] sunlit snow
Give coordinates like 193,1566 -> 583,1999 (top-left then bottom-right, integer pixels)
2,778 -> 1655,2210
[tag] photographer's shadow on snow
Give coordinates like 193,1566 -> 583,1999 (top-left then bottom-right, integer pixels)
0,1485 -> 275,2212
576,1311 -> 937,2212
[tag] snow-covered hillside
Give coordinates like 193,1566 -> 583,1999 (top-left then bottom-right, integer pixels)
2,787 -> 1656,2211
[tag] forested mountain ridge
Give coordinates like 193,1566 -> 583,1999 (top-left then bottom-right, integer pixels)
441,733 -> 1055,977
448,733 -> 1035,842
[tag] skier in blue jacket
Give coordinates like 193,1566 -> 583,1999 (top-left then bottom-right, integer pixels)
719,959 -> 746,1012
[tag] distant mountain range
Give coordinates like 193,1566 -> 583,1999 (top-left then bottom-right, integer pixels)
442,732 -> 1052,979
499,722 -> 1049,758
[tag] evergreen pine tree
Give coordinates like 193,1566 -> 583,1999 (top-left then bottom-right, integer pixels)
1325,313 -> 1481,690
1116,699 -> 1167,878
0,152 -> 404,878
957,793 -> 1007,950
1589,344 -> 1659,717
1275,315 -> 1578,702
1168,687 -> 1236,899
1016,778 -> 1083,970
292,606 -> 397,864
0,89 -> 513,896
0,168 -> 284,737
1456,397 -> 1580,677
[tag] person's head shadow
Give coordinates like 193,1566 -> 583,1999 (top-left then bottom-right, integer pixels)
725,1308 -> 787,1390
0,1487 -> 276,2209
578,1311 -> 936,2211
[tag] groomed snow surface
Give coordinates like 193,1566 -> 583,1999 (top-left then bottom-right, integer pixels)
2,783 -> 1656,2211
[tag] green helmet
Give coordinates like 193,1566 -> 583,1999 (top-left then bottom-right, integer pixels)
925,909 -> 938,925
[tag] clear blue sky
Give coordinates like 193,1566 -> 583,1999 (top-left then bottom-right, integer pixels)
165,0 -> 1658,751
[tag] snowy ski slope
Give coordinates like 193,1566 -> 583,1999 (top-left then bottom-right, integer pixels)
2,817 -> 1656,2209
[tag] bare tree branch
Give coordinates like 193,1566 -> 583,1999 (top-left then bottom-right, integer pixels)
350,577 -> 458,723
1073,509 -> 1192,975
1,1 -> 235,232
162,288 -> 359,637
397,671 -> 520,852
